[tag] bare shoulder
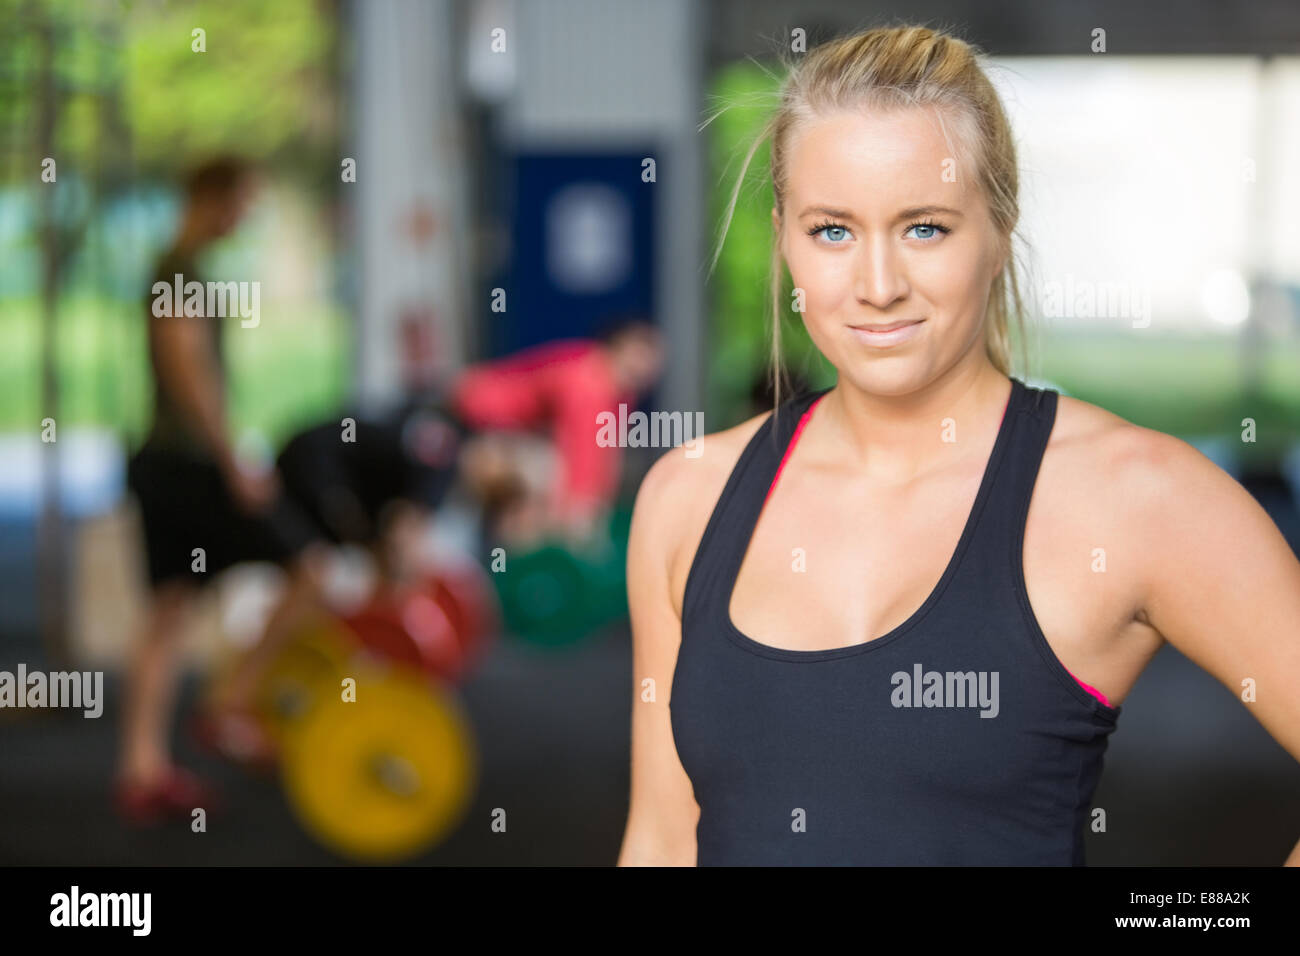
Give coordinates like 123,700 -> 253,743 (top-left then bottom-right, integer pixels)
630,407 -> 773,616
1049,392 -> 1247,517
1049,393 -> 1153,470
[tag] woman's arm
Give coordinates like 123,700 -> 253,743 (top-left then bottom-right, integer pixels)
1126,429 -> 1300,864
549,380 -> 622,536
617,449 -> 701,866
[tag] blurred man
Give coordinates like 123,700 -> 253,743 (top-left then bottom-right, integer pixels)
447,317 -> 665,547
273,405 -> 470,588
119,156 -> 328,823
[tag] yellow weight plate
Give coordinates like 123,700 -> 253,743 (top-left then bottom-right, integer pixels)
253,617 -> 356,745
280,669 -> 476,862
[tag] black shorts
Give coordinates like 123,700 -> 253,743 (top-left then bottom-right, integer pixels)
275,401 -> 469,547
126,442 -> 324,589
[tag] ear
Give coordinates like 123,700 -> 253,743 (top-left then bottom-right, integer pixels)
992,241 -> 1008,282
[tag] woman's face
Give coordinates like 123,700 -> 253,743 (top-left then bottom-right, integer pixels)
775,107 -> 1005,396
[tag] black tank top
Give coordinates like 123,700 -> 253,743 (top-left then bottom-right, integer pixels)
671,376 -> 1122,865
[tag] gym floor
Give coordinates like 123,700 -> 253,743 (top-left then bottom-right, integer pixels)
2,615 -> 1298,866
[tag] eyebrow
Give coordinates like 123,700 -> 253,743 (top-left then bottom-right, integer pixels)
797,204 -> 965,222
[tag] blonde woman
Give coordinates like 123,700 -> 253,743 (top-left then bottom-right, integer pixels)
618,25 -> 1300,866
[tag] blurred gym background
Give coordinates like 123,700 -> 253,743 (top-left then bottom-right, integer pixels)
2,0 -> 1298,865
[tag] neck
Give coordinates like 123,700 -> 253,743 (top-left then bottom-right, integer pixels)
816,356 -> 1010,485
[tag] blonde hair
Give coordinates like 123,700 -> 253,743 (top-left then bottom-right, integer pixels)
708,23 -> 1031,414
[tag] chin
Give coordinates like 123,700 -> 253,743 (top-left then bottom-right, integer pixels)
836,360 -> 930,398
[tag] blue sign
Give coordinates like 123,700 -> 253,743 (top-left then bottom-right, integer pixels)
489,150 -> 657,356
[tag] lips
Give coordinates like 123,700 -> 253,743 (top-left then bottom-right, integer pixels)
846,319 -> 925,348
850,320 -> 923,332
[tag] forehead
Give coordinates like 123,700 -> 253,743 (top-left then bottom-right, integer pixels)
785,107 -> 973,208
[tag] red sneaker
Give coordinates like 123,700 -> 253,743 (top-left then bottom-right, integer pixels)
114,766 -> 222,826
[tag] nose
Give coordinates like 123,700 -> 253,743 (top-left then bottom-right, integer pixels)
853,234 -> 910,310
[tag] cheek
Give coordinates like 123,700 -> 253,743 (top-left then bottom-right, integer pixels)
912,242 -> 993,321
787,243 -> 854,314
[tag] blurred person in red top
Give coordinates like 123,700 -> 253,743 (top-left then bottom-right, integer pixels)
450,317 -> 664,547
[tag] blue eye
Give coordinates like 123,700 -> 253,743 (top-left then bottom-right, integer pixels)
807,221 -> 852,244
905,221 -> 950,242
